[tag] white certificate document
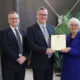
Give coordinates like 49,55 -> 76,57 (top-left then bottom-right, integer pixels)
51,35 -> 66,50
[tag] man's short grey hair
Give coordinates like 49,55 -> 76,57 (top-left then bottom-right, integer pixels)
37,7 -> 48,14
68,17 -> 80,28
8,11 -> 19,18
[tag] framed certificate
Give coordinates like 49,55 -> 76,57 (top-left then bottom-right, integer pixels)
51,35 -> 66,50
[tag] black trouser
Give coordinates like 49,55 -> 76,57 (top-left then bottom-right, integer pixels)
2,66 -> 25,80
33,59 -> 54,80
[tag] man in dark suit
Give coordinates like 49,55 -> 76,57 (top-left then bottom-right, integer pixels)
27,7 -> 55,80
1,11 -> 28,80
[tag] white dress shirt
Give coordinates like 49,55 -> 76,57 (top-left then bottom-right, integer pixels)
10,26 -> 23,57
10,26 -> 22,43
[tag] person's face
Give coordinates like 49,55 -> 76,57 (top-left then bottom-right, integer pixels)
69,21 -> 79,33
8,13 -> 20,28
36,9 -> 48,24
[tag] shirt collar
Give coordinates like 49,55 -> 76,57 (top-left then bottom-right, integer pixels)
37,21 -> 46,28
10,25 -> 19,30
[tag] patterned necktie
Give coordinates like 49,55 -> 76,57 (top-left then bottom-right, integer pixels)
42,26 -> 48,43
42,26 -> 52,58
15,29 -> 23,56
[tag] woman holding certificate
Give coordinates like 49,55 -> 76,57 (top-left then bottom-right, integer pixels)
60,17 -> 80,80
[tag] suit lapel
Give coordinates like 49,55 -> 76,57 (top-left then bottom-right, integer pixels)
67,34 -> 71,47
46,24 -> 54,37
35,23 -> 48,46
19,29 -> 24,45
46,24 -> 53,47
7,28 -> 18,45
67,31 -> 80,47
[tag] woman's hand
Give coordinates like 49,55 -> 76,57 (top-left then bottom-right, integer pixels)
59,47 -> 71,53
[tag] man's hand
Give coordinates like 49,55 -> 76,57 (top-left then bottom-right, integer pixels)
17,56 -> 27,65
46,48 -> 55,54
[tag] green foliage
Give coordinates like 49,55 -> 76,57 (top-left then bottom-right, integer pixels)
54,11 -> 71,73
76,12 -> 80,20
54,12 -> 71,34
54,11 -> 80,73
54,12 -> 80,73
54,51 -> 62,72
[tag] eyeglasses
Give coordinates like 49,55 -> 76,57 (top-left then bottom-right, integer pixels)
70,24 -> 78,27
38,14 -> 48,17
9,18 -> 19,20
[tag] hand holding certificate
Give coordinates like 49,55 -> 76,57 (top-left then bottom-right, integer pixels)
51,35 -> 66,51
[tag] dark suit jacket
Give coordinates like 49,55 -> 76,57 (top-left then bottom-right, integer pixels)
1,27 -> 28,70
27,23 -> 55,69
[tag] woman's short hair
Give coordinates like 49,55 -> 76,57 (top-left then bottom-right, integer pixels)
68,17 -> 80,28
